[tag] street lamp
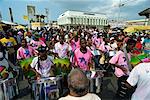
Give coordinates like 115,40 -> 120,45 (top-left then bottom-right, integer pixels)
117,0 -> 125,27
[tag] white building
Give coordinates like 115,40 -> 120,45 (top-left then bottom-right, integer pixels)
57,10 -> 108,29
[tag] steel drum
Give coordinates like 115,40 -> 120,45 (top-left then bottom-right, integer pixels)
130,53 -> 149,66
53,58 -> 71,75
19,57 -> 34,70
0,71 -> 19,100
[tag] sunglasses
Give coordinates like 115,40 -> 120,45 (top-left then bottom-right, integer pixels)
38,47 -> 47,52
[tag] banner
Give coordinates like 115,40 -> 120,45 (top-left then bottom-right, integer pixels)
27,5 -> 35,22
27,5 -> 35,16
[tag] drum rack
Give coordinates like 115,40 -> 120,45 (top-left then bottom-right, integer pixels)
0,74 -> 19,100
31,76 -> 62,100
86,70 -> 105,93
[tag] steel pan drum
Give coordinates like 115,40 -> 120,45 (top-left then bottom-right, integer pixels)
53,58 -> 71,75
130,53 -> 149,66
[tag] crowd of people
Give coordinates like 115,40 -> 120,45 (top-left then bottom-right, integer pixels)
0,26 -> 150,100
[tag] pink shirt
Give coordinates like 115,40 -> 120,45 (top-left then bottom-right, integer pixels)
74,48 -> 92,71
109,50 -> 131,77
99,42 -> 112,52
17,46 -> 35,60
70,39 -> 80,51
94,38 -> 103,48
30,40 -> 46,50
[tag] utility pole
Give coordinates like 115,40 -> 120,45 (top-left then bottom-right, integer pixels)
9,8 -> 14,22
117,0 -> 125,27
0,11 -> 2,21
45,8 -> 49,23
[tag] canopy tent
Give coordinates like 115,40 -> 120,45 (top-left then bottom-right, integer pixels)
14,25 -> 25,29
0,20 -> 17,26
123,27 -> 136,33
124,26 -> 150,33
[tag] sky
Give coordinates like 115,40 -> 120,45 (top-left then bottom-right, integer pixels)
0,0 -> 149,24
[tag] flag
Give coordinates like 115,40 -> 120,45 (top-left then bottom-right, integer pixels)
23,15 -> 28,20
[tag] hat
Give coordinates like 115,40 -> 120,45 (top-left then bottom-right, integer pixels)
37,45 -> 48,52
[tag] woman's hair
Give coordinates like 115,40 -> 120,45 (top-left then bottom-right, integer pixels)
21,39 -> 27,43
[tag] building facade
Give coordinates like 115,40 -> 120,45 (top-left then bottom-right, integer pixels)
57,10 -> 108,29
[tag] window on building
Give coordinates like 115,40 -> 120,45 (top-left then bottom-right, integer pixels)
93,19 -> 95,25
79,17 -> 81,24
81,18 -> 83,25
106,20 -> 108,25
103,20 -> 105,25
101,19 -> 103,25
87,18 -> 89,25
77,18 -> 79,24
71,18 -> 73,24
90,19 -> 92,25
99,19 -> 101,25
74,18 -> 76,24
83,18 -> 85,24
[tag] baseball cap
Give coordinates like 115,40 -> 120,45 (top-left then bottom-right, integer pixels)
37,45 -> 48,52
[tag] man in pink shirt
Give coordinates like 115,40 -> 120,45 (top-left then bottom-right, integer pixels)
17,39 -> 35,60
74,38 -> 93,71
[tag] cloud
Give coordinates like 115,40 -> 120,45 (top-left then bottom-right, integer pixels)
88,0 -> 149,20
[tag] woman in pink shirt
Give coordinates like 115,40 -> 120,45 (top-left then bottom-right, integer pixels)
109,39 -> 136,99
70,35 -> 80,52
30,34 -> 46,51
17,39 -> 35,60
69,35 -> 80,63
74,38 -> 93,71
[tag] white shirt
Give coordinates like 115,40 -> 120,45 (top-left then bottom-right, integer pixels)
127,63 -> 150,100
30,56 -> 54,77
54,42 -> 71,58
59,93 -> 101,100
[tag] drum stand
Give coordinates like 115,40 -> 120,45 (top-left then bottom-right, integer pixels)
0,77 -> 19,100
31,76 -> 62,100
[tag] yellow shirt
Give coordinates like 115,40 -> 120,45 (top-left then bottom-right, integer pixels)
0,37 -> 17,47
